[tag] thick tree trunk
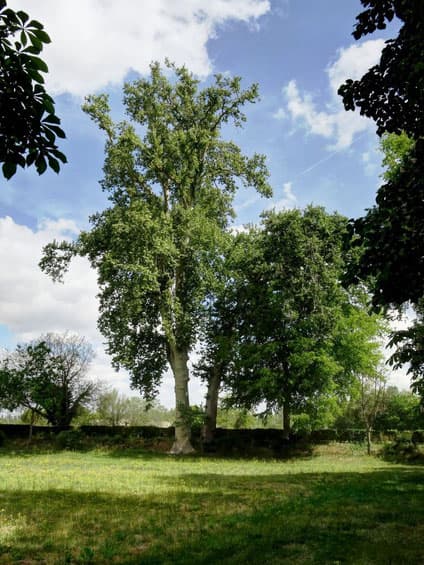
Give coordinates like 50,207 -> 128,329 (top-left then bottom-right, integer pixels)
202,366 -> 221,443
282,401 -> 291,439
168,345 -> 195,454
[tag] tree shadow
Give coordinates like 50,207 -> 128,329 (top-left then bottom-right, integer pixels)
0,465 -> 423,563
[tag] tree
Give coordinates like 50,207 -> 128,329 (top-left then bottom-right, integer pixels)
374,386 -> 423,430
358,371 -> 386,455
0,333 -> 98,426
338,0 -> 424,139
339,2 -> 424,387
215,207 -> 349,436
40,62 -> 271,453
0,1 -> 66,179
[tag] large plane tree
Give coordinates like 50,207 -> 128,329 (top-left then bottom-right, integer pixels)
40,62 -> 271,453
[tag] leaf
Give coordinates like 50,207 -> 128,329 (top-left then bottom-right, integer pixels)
28,32 -> 42,51
20,30 -> 27,47
44,124 -> 66,139
17,10 -> 29,24
35,155 -> 47,175
2,162 -> 17,179
26,151 -> 38,167
31,29 -> 51,44
27,19 -> 44,31
51,150 -> 67,163
42,114 -> 61,125
30,56 -> 48,73
22,45 -> 40,55
42,97 -> 55,115
48,156 -> 60,174
28,68 -> 45,84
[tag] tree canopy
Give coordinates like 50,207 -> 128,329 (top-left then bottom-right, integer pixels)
40,61 -> 271,453
0,0 -> 66,179
0,333 -> 97,426
213,207 -> 350,431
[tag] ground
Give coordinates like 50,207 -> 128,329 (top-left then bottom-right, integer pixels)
0,442 -> 423,564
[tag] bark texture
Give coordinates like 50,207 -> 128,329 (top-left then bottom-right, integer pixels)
168,345 -> 195,454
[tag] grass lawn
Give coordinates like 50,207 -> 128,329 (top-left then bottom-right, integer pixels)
0,442 -> 423,564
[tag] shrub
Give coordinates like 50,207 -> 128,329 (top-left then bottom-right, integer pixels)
380,437 -> 424,463
55,429 -> 85,450
0,430 -> 6,447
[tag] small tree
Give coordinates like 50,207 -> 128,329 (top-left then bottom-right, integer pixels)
0,333 -> 98,427
358,372 -> 386,455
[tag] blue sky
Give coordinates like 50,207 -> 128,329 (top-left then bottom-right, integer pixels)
0,1 -> 407,405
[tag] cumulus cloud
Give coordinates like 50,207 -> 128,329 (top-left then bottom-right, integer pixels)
9,0 -> 270,96
275,39 -> 385,150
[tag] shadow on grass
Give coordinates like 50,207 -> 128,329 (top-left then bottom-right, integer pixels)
0,465 -> 423,564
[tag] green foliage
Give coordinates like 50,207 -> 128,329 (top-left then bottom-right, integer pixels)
374,387 -> 423,430
347,141 -> 424,309
0,428 -> 5,446
0,333 -> 98,426
380,437 -> 424,463
40,61 -> 271,451
55,429 -> 84,450
380,132 -> 415,182
91,389 -> 174,427
221,207 -> 355,415
340,2 -> 424,391
0,0 -> 66,178
338,0 -> 424,139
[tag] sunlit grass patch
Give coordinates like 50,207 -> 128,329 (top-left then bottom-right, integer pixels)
0,445 -> 423,563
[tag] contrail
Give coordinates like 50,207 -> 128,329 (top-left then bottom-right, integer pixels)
289,131 -> 372,183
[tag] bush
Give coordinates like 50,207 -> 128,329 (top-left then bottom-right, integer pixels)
310,429 -> 338,442
55,429 -> 85,450
380,437 -> 424,463
0,430 -> 6,447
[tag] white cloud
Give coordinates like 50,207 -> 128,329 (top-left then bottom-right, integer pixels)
266,181 -> 297,212
9,0 -> 270,96
275,39 -> 385,150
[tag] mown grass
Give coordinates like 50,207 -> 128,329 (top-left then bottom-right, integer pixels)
0,442 -> 423,564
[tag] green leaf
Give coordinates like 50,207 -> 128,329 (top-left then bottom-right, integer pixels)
2,162 -> 17,179
51,150 -> 67,164
28,19 -> 44,31
35,156 -> 47,175
17,10 -> 29,24
26,152 -> 38,167
31,29 -> 51,44
48,156 -> 60,174
28,68 -> 45,84
42,114 -> 61,125
30,56 -> 48,73
20,30 -> 27,47
42,97 -> 55,115
28,32 -> 42,51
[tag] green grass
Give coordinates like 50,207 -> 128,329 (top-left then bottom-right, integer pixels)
0,443 -> 423,564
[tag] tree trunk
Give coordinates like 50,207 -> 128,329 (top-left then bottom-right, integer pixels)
202,366 -> 221,443
282,401 -> 291,439
28,409 -> 35,444
366,425 -> 372,456
168,345 -> 195,454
